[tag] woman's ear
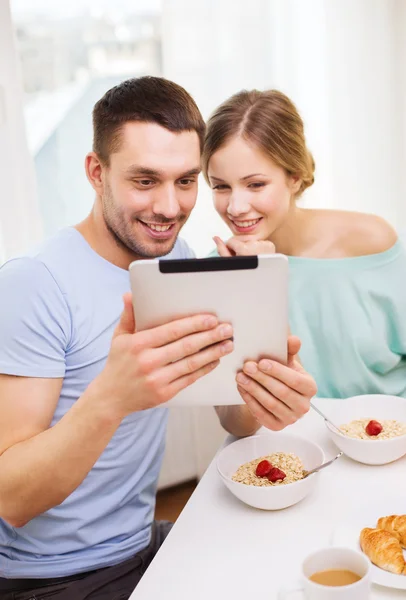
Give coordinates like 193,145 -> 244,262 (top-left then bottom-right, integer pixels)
289,175 -> 302,196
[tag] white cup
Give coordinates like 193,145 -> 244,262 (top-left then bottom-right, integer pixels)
278,547 -> 371,599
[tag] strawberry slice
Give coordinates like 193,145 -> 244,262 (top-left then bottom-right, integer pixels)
255,460 -> 273,477
267,467 -> 286,483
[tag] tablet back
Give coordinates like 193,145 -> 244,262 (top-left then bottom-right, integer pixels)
129,254 -> 288,406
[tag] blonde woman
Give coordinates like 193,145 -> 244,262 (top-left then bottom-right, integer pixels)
204,89 -> 406,399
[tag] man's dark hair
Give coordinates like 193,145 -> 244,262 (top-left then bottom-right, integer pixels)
92,76 -> 206,163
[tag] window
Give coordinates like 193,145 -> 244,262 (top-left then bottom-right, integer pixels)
11,0 -> 162,236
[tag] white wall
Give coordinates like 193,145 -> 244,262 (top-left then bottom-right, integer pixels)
0,1 -> 42,262
323,0 -> 406,225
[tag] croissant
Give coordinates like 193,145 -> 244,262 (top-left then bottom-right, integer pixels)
377,515 -> 406,549
360,527 -> 406,575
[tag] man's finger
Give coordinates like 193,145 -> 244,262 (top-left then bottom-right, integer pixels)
247,359 -> 317,398
237,385 -> 284,431
136,314 -> 219,349
113,293 -> 136,337
167,338 -> 234,381
287,335 -> 301,359
168,359 -> 221,397
237,376 -> 298,423
155,322 -> 234,366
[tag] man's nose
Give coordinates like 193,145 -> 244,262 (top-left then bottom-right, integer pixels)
152,184 -> 181,220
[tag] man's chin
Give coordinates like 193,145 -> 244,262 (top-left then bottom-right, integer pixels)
136,236 -> 179,259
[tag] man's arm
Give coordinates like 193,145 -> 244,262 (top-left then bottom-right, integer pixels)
0,296 -> 234,527
0,374 -> 123,527
215,405 -> 260,437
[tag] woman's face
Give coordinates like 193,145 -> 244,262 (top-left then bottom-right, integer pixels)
208,136 -> 299,240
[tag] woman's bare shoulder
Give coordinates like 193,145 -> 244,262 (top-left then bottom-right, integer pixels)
311,210 -> 398,257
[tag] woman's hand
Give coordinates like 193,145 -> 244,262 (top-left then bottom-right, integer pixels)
213,236 -> 275,257
235,336 -> 317,431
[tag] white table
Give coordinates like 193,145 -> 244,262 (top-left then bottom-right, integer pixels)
130,399 -> 406,600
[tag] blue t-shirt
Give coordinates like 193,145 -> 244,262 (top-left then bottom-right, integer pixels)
0,227 -> 194,578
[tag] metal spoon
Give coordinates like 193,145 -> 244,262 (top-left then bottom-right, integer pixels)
310,402 -> 343,435
303,451 -> 343,478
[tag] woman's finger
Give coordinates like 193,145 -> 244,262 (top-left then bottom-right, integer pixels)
213,236 -> 233,257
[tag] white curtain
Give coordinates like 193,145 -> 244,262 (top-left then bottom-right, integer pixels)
162,0 -> 406,252
0,1 -> 42,263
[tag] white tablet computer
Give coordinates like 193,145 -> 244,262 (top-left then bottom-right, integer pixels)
129,254 -> 288,407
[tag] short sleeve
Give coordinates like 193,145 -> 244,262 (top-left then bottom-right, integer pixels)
164,237 -> 195,259
0,258 -> 71,377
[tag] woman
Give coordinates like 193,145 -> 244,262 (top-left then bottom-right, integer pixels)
203,89 -> 406,399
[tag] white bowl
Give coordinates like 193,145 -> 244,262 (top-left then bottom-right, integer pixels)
324,394 -> 406,465
216,432 -> 324,510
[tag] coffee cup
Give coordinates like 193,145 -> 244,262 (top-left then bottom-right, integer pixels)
278,547 -> 371,599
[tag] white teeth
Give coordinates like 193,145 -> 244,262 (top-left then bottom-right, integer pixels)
145,223 -> 172,232
234,219 -> 260,228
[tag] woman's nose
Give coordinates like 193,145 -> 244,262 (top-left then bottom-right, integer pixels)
226,191 -> 251,217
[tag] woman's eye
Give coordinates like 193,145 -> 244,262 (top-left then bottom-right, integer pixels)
212,184 -> 229,190
248,182 -> 266,189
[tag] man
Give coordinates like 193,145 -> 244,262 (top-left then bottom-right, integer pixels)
0,76 -> 316,599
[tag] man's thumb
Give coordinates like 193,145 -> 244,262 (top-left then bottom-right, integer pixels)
114,293 -> 136,337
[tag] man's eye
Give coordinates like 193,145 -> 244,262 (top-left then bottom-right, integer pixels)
139,179 -> 154,186
179,178 -> 194,185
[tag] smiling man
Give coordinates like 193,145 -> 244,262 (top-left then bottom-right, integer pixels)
0,76 -> 316,599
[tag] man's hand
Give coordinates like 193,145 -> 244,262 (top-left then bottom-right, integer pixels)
97,293 -> 234,418
213,236 -> 275,257
235,336 -> 317,431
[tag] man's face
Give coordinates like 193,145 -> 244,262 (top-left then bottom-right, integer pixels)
101,122 -> 201,258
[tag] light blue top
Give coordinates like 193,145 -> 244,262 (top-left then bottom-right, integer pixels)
210,241 -> 406,398
288,240 -> 406,398
0,227 -> 194,579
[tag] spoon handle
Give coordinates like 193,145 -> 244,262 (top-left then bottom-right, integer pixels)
304,452 -> 343,478
310,402 -> 343,435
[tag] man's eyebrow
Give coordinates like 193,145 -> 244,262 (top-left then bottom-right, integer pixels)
124,166 -> 162,177
124,166 -> 201,178
179,168 -> 201,177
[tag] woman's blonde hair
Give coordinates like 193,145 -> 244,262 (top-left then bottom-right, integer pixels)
202,89 -> 315,197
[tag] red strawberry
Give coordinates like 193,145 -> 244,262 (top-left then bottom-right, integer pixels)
365,420 -> 383,436
267,467 -> 286,483
255,460 -> 272,477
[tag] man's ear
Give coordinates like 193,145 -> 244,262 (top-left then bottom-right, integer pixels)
85,152 -> 105,194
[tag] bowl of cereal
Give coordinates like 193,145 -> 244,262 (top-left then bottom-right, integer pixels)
324,394 -> 406,465
216,432 -> 324,510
